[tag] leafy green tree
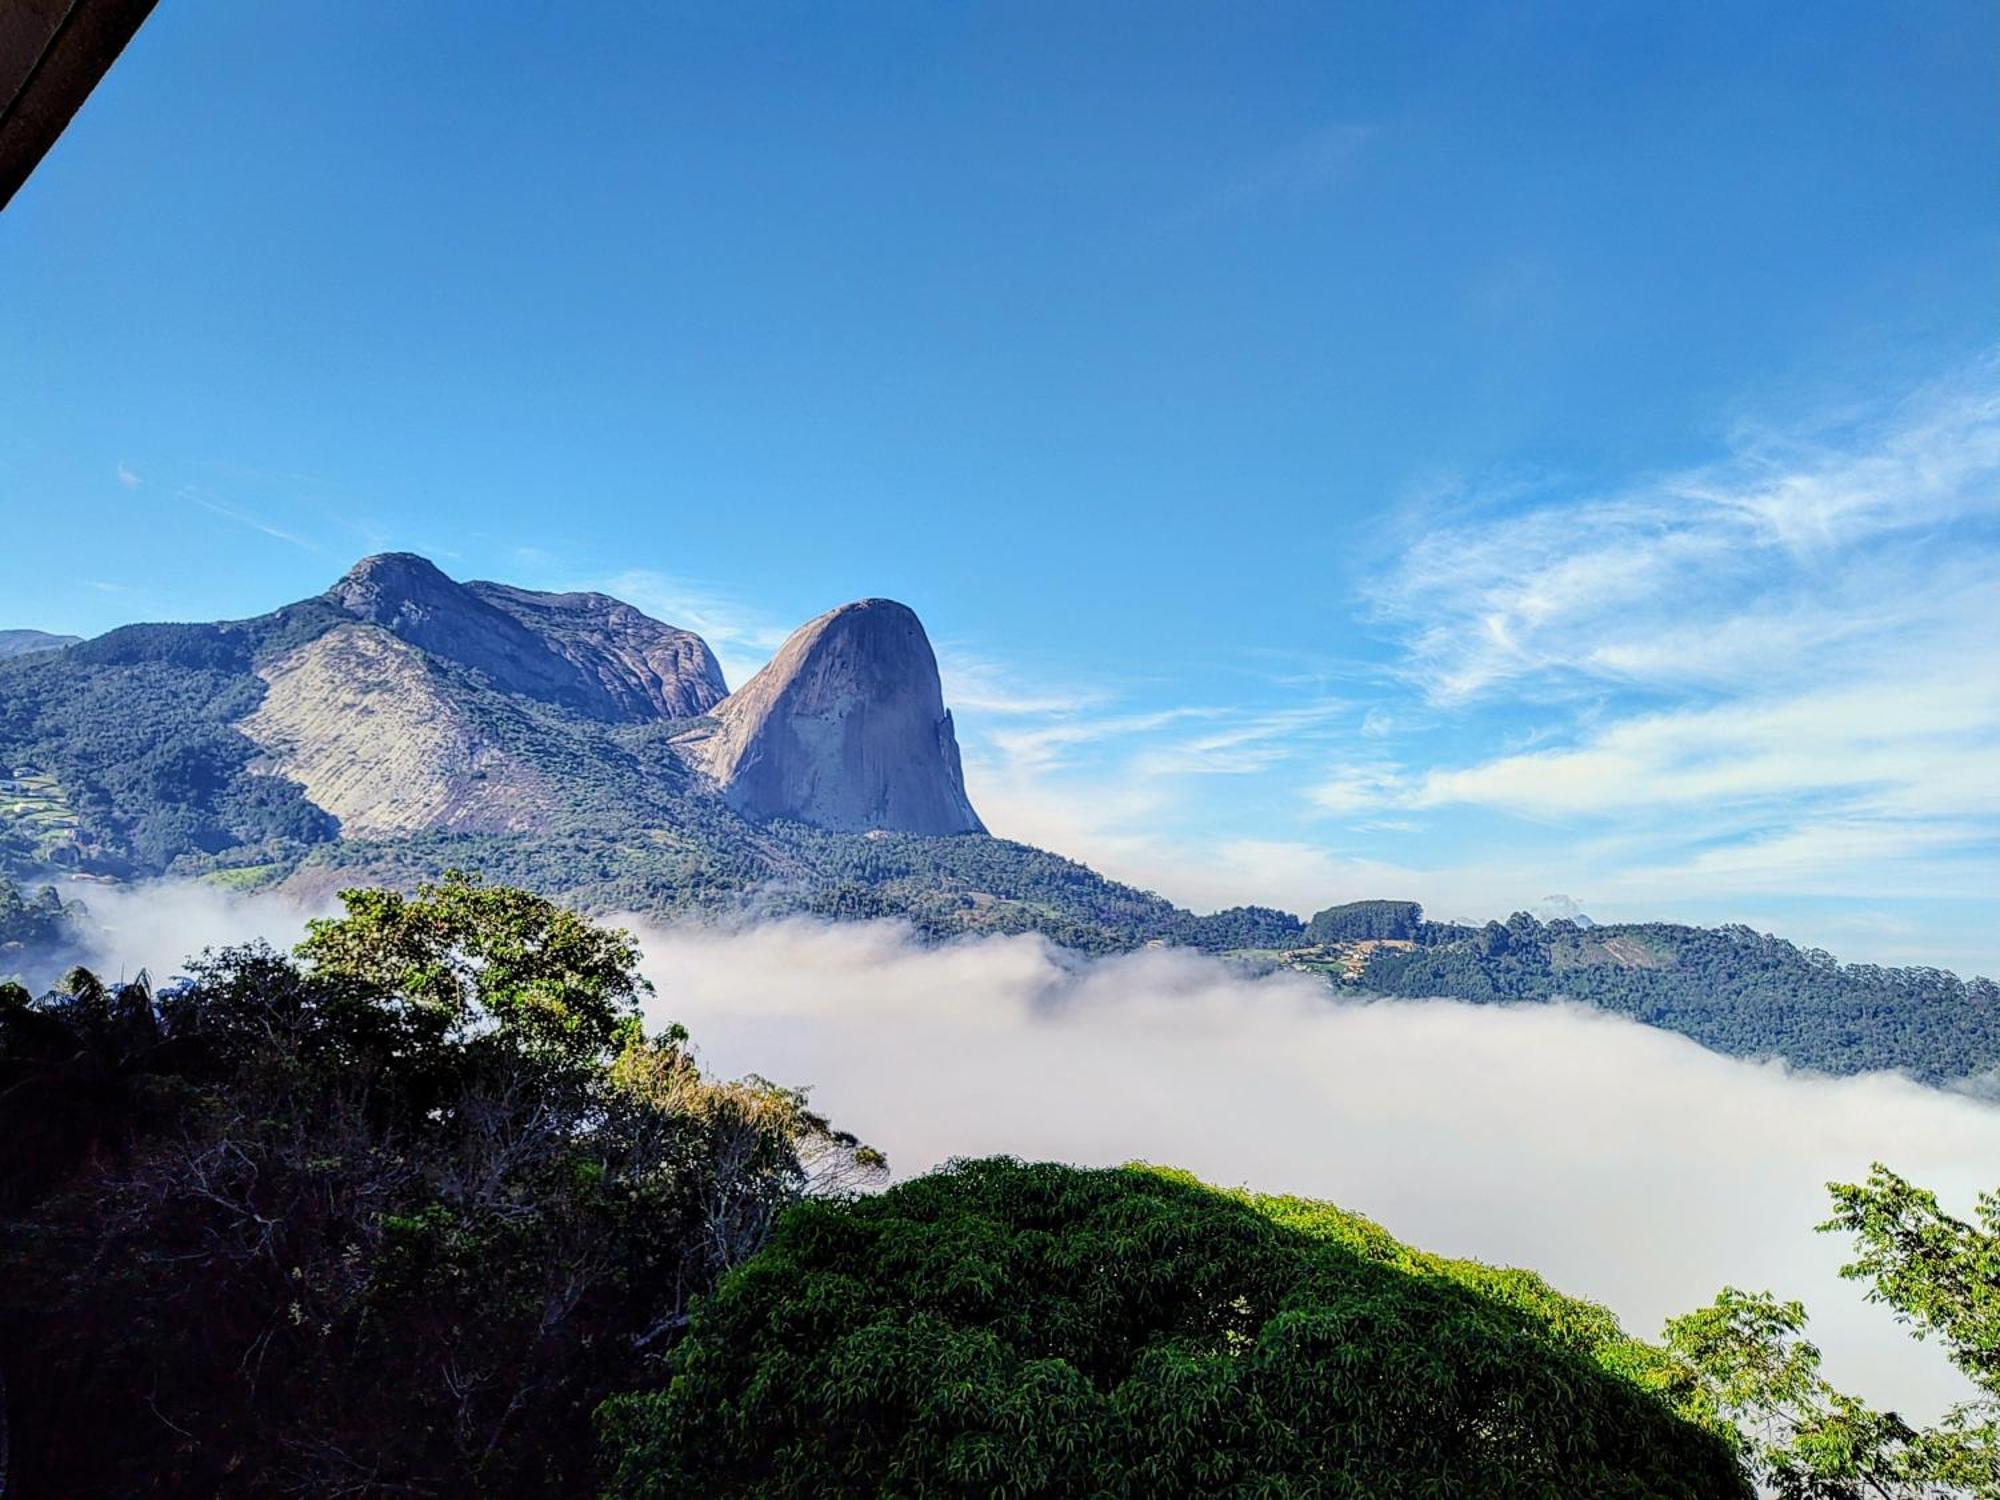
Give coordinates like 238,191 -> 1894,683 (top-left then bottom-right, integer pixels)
1660,1166 -> 2000,1497
599,1157 -> 1749,1499
296,871 -> 649,1064
0,875 -> 880,1499
1826,1167 -> 2000,1396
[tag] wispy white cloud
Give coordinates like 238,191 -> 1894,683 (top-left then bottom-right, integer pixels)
1217,122 -> 1376,210
1405,662 -> 2000,822
178,486 -> 320,552
1311,761 -> 1409,814
1303,356 -> 2000,936
1131,702 -> 1349,777
115,463 -> 141,488
982,708 -> 1218,777
935,650 -> 1104,717
1368,357 -> 2000,704
1610,821 -> 1999,903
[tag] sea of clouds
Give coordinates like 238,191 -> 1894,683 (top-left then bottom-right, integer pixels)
628,917 -> 2000,1421
63,882 -> 2000,1423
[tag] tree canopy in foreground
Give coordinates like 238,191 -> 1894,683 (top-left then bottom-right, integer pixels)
0,873 -> 882,1498
600,1156 -> 1751,1498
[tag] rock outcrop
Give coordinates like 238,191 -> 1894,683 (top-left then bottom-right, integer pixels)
242,623 -> 561,837
326,554 -> 725,720
691,598 -> 984,836
466,581 -> 726,719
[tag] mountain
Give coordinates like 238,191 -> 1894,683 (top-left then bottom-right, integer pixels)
0,553 -> 975,858
0,554 -> 1286,952
687,599 -> 983,835
1,553 -> 1995,1084
321,553 -> 727,721
0,629 -> 80,658
463,580 -> 727,719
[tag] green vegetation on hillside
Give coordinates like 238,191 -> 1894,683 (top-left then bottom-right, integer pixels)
0,624 -> 338,875
1349,910 -> 2000,1083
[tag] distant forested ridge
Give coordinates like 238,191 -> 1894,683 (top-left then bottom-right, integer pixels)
1301,905 -> 2000,1085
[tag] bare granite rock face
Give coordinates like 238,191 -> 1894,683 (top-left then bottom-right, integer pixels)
242,622 -> 561,837
327,553 -> 585,705
691,598 -> 985,835
466,581 -> 726,719
326,554 -> 724,720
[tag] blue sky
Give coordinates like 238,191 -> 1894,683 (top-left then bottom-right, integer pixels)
4,2 -> 1996,973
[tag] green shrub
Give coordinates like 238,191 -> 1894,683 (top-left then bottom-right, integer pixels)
600,1157 -> 1749,1499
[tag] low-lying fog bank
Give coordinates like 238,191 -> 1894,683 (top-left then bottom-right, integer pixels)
630,915 -> 2000,1422
53,882 -> 1999,1423
54,877 -> 332,982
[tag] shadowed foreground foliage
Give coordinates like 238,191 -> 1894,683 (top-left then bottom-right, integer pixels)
598,1156 -> 1751,1499
0,874 -> 881,1499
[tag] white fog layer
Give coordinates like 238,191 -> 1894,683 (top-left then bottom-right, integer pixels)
65,883 -> 1998,1425
630,916 -> 2000,1423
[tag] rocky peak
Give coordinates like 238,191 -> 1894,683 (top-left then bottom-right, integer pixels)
327,552 -> 463,620
327,553 -> 588,706
692,597 -> 984,836
323,554 -> 725,721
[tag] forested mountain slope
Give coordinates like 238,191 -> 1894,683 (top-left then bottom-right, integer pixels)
1273,903 -> 2000,1085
